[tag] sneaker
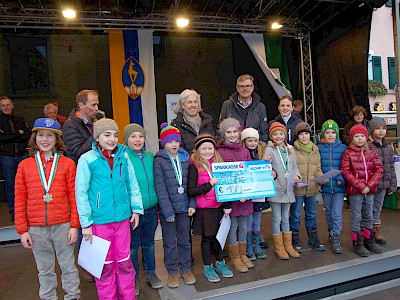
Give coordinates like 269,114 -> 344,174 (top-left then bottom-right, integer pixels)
215,260 -> 233,278
259,234 -> 269,249
167,274 -> 179,288
181,271 -> 196,285
135,278 -> 140,296
146,272 -> 164,289
203,265 -> 220,283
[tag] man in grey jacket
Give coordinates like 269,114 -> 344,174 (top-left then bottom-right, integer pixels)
219,74 -> 268,142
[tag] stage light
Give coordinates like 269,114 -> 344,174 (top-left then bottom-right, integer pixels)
271,22 -> 283,29
177,17 -> 189,28
62,8 -> 76,19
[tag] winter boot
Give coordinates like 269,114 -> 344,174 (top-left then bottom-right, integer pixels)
253,233 -> 267,259
283,232 -> 300,258
291,228 -> 303,253
239,242 -> 254,268
259,234 -> 269,249
306,227 -> 326,251
272,233 -> 289,260
228,243 -> 248,272
351,231 -> 369,257
373,224 -> 387,245
362,227 -> 383,254
246,233 -> 256,261
331,233 -> 343,254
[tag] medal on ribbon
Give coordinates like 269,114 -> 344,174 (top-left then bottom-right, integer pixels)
167,152 -> 184,194
35,152 -> 59,203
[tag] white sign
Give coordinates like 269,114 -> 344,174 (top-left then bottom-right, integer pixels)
166,94 -> 201,124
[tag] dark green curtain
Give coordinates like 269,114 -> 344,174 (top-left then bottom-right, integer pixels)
264,34 -> 292,92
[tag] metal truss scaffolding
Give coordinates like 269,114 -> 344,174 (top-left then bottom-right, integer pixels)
299,31 -> 316,135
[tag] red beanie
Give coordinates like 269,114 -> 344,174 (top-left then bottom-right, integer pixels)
350,124 -> 369,141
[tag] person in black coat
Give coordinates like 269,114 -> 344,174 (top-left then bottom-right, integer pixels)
171,89 -> 215,154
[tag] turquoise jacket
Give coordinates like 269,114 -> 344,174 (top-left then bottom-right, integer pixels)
126,148 -> 158,210
76,143 -> 143,228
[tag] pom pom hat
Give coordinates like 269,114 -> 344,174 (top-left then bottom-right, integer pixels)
350,124 -> 369,141
32,118 -> 62,136
321,119 -> 339,138
160,123 -> 181,147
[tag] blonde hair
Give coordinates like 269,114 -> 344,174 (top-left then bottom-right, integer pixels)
173,89 -> 200,114
241,138 -> 267,159
191,146 -> 223,171
236,74 -> 254,84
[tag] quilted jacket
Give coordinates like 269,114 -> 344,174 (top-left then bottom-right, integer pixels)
341,144 -> 383,195
14,153 -> 80,234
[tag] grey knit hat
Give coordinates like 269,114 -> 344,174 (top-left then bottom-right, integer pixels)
219,118 -> 241,138
123,123 -> 145,145
368,117 -> 387,132
94,118 -> 119,140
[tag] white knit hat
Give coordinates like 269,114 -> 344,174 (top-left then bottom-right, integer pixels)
241,127 -> 259,141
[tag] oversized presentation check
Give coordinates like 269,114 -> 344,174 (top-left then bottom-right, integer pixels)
212,161 -> 277,202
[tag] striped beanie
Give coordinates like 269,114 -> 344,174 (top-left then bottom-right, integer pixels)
269,122 -> 287,137
160,122 -> 181,147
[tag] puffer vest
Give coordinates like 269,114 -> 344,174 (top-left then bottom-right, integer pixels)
192,161 -> 220,209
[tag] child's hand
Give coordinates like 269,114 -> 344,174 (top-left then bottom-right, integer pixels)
188,208 -> 196,217
166,217 -> 175,223
68,228 -> 78,244
337,180 -> 342,186
223,208 -> 232,217
82,227 -> 93,244
21,232 -> 32,249
265,156 -> 272,162
209,178 -> 217,186
131,213 -> 139,230
320,179 -> 329,185
240,198 -> 246,203
362,186 -> 370,194
271,171 -> 277,179
293,176 -> 300,184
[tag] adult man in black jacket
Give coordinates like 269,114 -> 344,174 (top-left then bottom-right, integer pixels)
0,96 -> 30,221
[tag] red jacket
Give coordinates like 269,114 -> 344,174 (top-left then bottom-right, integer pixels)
14,153 -> 80,234
341,144 -> 383,195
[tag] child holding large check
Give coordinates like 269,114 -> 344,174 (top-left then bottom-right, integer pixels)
266,122 -> 301,260
216,118 -> 254,273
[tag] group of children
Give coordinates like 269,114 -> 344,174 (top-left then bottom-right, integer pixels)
13,111 -> 395,299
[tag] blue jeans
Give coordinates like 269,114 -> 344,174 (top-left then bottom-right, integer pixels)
349,194 -> 374,232
270,202 -> 291,234
0,154 -> 26,214
160,213 -> 191,275
130,207 -> 158,280
289,195 -> 317,230
247,211 -> 262,234
323,192 -> 344,236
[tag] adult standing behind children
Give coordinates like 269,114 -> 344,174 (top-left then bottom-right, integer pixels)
342,105 -> 369,146
219,74 -> 268,142
15,118 -> 80,300
268,95 -> 302,145
368,117 -> 397,245
171,89 -> 215,153
123,123 -> 163,296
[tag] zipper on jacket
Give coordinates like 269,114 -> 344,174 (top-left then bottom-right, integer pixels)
361,150 -> 368,183
330,144 -> 334,193
140,156 -> 153,207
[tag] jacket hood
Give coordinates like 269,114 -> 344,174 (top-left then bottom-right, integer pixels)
216,140 -> 242,151
155,147 -> 190,162
319,139 -> 344,148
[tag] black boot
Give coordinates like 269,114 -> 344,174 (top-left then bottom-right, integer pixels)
352,231 -> 369,257
291,228 -> 303,252
363,228 -> 383,254
331,233 -> 343,254
306,227 -> 326,251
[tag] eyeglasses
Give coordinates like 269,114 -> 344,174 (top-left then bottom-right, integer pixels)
237,84 -> 254,89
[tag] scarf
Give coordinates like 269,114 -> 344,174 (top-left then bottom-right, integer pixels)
297,140 -> 314,154
248,147 -> 259,160
183,111 -> 202,134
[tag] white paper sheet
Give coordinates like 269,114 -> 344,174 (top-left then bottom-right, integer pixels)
216,216 -> 231,249
78,235 -> 111,279
308,169 -> 342,183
